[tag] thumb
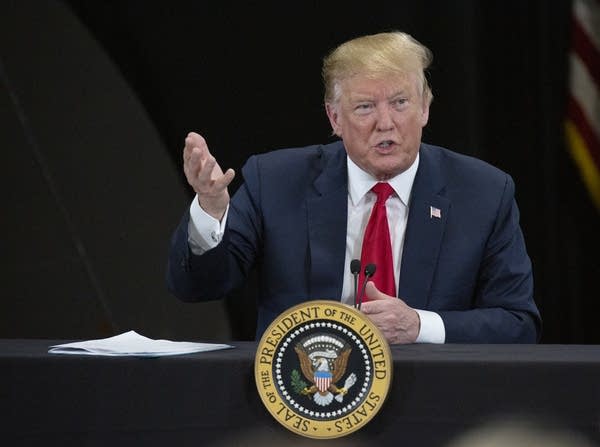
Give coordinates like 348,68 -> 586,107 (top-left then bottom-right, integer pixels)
365,281 -> 387,301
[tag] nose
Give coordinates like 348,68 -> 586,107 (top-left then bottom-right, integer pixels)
375,104 -> 395,131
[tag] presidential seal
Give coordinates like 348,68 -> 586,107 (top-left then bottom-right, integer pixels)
254,300 -> 392,439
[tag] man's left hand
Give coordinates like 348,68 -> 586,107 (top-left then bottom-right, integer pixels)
360,281 -> 420,344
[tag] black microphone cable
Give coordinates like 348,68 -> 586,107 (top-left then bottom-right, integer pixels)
357,263 -> 376,310
350,259 -> 361,309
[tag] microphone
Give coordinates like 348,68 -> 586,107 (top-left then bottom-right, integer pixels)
350,259 -> 361,309
357,263 -> 376,310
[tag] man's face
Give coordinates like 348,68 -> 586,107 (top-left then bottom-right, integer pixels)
326,73 -> 430,180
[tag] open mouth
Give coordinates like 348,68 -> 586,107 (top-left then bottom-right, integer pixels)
375,140 -> 395,150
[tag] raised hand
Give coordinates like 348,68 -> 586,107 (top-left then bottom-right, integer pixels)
182,132 -> 235,220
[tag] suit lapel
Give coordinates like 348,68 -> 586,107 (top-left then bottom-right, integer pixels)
307,143 -> 348,300
399,145 -> 450,309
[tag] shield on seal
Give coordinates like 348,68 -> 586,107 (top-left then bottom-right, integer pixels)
314,370 -> 332,393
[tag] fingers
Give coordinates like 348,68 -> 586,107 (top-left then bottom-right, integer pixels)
196,152 -> 218,185
184,132 -> 206,153
183,134 -> 209,184
182,132 -> 234,191
362,282 -> 394,309
361,282 -> 404,314
183,146 -> 202,181
183,132 -> 207,163
214,168 -> 236,190
195,156 -> 235,192
361,295 -> 419,344
181,132 -> 234,220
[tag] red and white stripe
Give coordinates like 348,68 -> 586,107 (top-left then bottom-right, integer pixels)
566,0 -> 600,211
315,375 -> 331,393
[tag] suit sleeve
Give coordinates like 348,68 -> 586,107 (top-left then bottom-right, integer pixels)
165,156 -> 263,302
437,175 -> 542,343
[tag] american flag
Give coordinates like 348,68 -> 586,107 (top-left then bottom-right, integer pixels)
565,0 -> 600,211
430,206 -> 442,219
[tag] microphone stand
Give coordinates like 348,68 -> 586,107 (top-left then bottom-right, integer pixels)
350,259 -> 361,309
357,263 -> 376,310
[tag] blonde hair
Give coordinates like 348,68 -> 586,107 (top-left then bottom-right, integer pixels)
322,31 -> 433,105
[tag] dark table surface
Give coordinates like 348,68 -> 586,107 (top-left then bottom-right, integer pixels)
2,340 -> 600,446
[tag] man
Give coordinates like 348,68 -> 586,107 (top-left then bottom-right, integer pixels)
167,31 -> 541,344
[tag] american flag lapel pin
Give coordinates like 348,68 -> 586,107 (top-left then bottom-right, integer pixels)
430,206 -> 441,219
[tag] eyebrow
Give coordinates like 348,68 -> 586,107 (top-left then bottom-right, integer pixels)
349,91 -> 408,102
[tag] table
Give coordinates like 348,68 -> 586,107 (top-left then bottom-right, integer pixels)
2,340 -> 599,446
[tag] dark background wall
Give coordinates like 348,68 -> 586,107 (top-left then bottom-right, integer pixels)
2,0 -> 598,343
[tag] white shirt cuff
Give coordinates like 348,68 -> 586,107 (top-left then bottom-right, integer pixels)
415,309 -> 446,344
187,194 -> 229,255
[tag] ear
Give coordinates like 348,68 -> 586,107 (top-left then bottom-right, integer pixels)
325,102 -> 342,137
419,94 -> 431,127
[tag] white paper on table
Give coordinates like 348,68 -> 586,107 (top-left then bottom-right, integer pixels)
48,330 -> 233,357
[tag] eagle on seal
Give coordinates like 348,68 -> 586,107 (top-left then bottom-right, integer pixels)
294,342 -> 357,406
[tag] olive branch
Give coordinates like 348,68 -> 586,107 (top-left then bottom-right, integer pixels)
290,369 -> 307,394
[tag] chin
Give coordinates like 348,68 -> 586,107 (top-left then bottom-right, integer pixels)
371,161 -> 410,179
370,168 -> 397,181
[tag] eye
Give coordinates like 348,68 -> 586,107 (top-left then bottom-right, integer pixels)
392,98 -> 408,109
354,103 -> 374,114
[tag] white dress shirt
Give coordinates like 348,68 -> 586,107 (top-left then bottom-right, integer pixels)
187,153 -> 445,343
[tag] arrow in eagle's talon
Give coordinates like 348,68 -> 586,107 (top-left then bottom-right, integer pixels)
334,373 -> 358,402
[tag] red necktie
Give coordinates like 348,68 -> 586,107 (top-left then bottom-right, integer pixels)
359,182 -> 396,300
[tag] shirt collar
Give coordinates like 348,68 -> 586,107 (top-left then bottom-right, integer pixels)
347,152 -> 420,207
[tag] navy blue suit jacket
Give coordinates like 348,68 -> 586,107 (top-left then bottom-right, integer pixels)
167,141 -> 541,343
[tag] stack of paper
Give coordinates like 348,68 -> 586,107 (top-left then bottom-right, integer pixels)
48,330 -> 233,357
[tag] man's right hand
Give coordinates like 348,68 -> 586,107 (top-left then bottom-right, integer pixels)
183,132 -> 235,220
